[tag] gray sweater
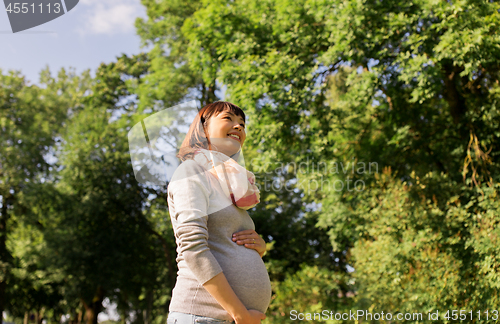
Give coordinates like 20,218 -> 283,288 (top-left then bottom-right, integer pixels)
167,159 -> 272,321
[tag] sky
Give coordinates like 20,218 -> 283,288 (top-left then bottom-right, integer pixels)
0,0 -> 149,85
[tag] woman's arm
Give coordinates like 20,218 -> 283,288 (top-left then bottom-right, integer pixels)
203,273 -> 266,324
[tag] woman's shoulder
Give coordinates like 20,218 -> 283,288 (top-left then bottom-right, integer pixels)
172,159 -> 208,178
168,159 -> 211,192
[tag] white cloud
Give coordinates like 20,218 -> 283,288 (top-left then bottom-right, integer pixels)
77,0 -> 146,35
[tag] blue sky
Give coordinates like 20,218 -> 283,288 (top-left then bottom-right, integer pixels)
0,0 -> 148,84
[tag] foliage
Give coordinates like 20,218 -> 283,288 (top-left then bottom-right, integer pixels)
265,265 -> 349,324
351,170 -> 500,323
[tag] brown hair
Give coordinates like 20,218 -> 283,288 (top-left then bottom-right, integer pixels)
177,101 -> 246,161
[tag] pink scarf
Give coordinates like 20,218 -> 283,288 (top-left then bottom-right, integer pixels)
192,148 -> 260,210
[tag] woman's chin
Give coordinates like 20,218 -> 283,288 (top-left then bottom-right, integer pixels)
222,146 -> 240,157
211,138 -> 241,156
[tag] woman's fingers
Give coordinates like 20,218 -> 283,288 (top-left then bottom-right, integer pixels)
234,229 -> 255,235
232,234 -> 259,245
232,230 -> 266,257
232,237 -> 257,244
232,229 -> 256,237
232,235 -> 255,241
232,230 -> 257,242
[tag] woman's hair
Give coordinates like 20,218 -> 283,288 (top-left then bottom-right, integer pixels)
177,101 -> 246,161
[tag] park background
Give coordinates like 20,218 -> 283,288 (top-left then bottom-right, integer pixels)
1,0 -> 500,323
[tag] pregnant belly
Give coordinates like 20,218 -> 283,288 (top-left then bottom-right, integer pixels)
211,242 -> 272,313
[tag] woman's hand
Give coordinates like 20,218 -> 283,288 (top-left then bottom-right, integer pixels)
203,273 -> 266,324
232,229 -> 266,257
235,309 -> 266,324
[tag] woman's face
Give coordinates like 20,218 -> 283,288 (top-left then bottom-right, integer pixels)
205,110 -> 246,157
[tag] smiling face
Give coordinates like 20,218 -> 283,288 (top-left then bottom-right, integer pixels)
204,110 -> 246,157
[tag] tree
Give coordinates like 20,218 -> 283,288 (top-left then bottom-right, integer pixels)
135,0 -> 215,110
35,54 -> 170,324
1,67 -> 91,318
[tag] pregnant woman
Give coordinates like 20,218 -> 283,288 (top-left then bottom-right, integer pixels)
166,101 -> 272,324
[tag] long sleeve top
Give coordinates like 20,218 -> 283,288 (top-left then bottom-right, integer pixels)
167,159 -> 272,321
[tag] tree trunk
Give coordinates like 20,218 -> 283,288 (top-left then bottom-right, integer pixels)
68,308 -> 77,324
201,81 -> 218,106
35,309 -> 44,324
146,227 -> 176,288
143,290 -> 153,324
0,196 -> 9,317
82,286 -> 104,324
442,62 -> 467,125
77,306 -> 84,324
37,308 -> 44,324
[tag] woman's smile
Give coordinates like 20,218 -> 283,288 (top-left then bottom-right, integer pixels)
227,132 -> 241,142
